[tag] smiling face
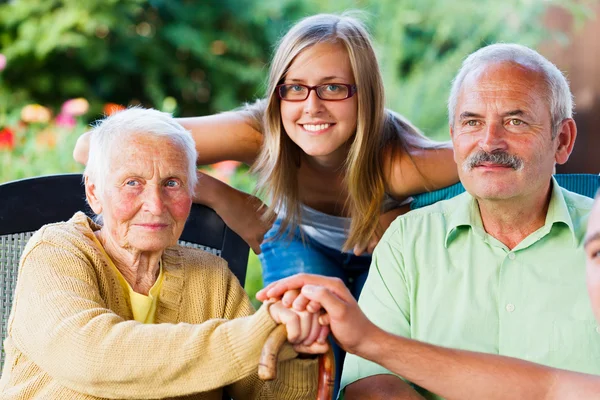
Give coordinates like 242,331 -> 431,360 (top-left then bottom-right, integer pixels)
450,61 -> 561,202
585,196 -> 600,323
86,134 -> 193,253
279,41 -> 358,165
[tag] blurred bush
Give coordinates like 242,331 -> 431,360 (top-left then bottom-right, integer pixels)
0,0 -> 592,298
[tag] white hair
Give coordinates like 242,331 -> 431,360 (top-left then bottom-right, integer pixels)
85,107 -> 198,197
448,43 -> 573,138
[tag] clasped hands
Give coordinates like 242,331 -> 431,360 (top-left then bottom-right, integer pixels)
260,274 -> 376,357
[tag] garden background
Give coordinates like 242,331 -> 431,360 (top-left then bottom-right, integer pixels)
1,0 -> 598,302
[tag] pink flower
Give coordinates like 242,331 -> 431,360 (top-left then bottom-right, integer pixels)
61,98 -> 89,116
0,54 -> 6,72
0,127 -> 15,150
21,104 -> 52,124
55,112 -> 76,128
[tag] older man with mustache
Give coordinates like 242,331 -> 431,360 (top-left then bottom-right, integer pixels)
326,43 -> 600,399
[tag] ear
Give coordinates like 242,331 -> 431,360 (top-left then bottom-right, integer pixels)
554,118 -> 577,165
85,175 -> 103,215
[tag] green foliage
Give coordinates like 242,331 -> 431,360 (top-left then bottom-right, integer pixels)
0,0 -> 592,296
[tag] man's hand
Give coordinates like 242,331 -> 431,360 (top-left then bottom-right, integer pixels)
266,299 -> 330,355
258,274 -> 379,355
352,205 -> 410,255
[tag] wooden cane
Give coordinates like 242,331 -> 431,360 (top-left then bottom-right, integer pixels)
258,324 -> 335,400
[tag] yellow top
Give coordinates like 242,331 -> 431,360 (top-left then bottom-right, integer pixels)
0,212 -> 318,399
91,233 -> 165,324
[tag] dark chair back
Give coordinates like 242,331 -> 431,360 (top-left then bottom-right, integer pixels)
0,173 -> 249,383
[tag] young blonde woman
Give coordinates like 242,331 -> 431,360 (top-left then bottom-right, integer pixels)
74,13 -> 458,395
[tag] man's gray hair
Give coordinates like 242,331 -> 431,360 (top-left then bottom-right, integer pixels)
85,107 -> 198,196
448,43 -> 573,138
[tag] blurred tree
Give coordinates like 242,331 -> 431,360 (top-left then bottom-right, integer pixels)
0,0 -> 591,130
0,0 -> 310,116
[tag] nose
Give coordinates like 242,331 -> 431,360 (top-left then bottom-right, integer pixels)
303,89 -> 324,115
479,121 -> 507,153
142,185 -> 165,215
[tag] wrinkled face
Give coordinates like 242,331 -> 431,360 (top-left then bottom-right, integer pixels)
450,62 -> 560,201
279,41 -> 358,165
585,197 -> 600,323
88,135 -> 192,253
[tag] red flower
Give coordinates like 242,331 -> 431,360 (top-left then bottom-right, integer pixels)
0,127 -> 15,150
103,103 -> 126,116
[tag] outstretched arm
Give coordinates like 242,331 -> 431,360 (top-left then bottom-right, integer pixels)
258,274 -> 600,400
73,110 -> 263,166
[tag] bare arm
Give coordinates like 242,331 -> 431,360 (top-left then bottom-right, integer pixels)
177,111 -> 263,165
384,143 -> 458,199
73,111 -> 263,166
259,274 -> 600,400
345,375 -> 426,400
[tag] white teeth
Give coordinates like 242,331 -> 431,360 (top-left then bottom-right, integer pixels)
303,123 -> 330,132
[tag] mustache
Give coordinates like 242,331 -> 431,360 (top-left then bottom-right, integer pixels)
464,150 -> 524,172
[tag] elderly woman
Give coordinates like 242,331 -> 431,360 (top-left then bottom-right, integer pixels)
0,108 -> 327,399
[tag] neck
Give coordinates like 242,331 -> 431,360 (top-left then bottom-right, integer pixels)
95,230 -> 161,295
477,183 -> 552,250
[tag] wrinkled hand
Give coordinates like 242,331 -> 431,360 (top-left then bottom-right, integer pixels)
267,298 -> 330,355
215,188 -> 275,254
259,274 -> 377,355
352,204 -> 410,256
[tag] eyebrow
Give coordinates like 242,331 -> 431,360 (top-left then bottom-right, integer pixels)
458,110 -> 527,121
584,231 -> 600,249
286,76 -> 346,83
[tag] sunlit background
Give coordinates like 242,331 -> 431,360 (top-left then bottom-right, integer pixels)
1,0 -> 598,299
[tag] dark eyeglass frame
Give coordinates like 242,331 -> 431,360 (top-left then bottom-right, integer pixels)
275,83 -> 358,102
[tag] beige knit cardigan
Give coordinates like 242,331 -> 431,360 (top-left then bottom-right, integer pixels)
0,212 -> 318,399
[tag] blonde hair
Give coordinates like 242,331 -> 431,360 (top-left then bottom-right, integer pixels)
252,13 -> 439,250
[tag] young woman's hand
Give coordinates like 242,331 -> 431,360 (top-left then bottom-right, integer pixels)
195,172 -> 274,254
352,205 -> 410,255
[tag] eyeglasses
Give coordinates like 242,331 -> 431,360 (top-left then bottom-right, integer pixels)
276,83 -> 357,101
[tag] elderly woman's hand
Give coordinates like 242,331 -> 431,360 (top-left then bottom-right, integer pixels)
267,298 -> 330,355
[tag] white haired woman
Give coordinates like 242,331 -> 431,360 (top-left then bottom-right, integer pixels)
0,108 -> 327,399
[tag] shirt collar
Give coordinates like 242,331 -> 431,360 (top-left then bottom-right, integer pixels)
444,177 -> 576,248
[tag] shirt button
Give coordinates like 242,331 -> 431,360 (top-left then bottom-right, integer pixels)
506,304 -> 515,312
596,326 -> 600,334
508,253 -> 516,260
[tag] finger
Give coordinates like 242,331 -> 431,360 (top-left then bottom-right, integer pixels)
250,240 -> 262,255
292,294 -> 311,311
306,300 -> 323,313
318,313 -> 330,326
294,310 -> 312,344
317,324 -> 330,344
256,281 -> 280,301
282,289 -> 300,307
302,283 -> 354,307
278,307 -> 300,343
293,341 -> 329,355
264,274 -> 346,299
353,243 -> 366,256
303,312 -> 321,345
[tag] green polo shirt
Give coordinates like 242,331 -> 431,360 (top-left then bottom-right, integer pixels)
340,178 -> 600,400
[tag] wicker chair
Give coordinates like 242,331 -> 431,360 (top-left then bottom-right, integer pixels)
0,173 -> 249,399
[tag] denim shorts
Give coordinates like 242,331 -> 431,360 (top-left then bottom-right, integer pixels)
259,218 -> 372,298
259,218 -> 372,399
